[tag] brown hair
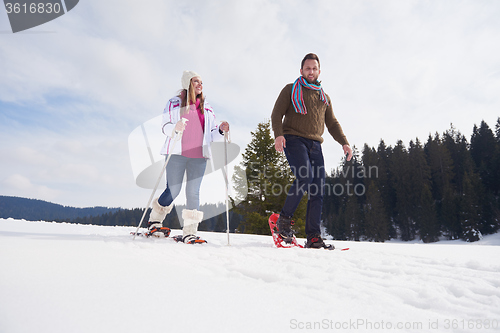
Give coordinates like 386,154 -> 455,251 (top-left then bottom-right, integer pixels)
179,79 -> 204,115
301,53 -> 320,69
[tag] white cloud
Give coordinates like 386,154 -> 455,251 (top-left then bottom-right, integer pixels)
2,174 -> 61,201
3,174 -> 32,190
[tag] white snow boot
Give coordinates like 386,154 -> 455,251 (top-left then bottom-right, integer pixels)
147,198 -> 173,237
181,209 -> 206,244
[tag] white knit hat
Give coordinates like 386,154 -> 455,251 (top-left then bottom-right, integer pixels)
181,70 -> 201,90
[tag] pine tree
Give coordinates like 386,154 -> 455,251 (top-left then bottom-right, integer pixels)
409,139 -> 439,243
333,146 -> 365,240
496,117 -> 500,143
471,121 -> 498,195
323,173 -> 345,240
360,144 -> 391,242
494,117 -> 500,215
460,172 -> 483,242
376,140 -> 396,237
232,121 -> 283,215
470,121 -> 500,234
418,185 -> 440,243
342,194 -> 363,241
425,133 -> 459,239
363,180 -> 390,242
390,141 -> 415,241
442,125 -> 472,194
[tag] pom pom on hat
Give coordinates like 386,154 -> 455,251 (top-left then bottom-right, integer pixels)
181,70 -> 202,90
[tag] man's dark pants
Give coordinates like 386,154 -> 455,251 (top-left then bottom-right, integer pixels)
280,134 -> 325,235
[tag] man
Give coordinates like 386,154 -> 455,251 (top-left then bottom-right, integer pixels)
271,53 -> 352,249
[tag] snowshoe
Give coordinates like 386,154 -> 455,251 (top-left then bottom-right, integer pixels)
269,213 -> 303,248
172,234 -> 207,244
146,222 -> 171,238
305,233 -> 335,250
129,227 -> 171,238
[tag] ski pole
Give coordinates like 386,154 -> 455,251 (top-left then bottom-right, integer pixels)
133,118 -> 188,240
223,125 -> 231,246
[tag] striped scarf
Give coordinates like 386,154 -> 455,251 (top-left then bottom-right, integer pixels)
291,76 -> 329,115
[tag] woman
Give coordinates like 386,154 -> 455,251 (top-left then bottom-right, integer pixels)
148,70 -> 229,243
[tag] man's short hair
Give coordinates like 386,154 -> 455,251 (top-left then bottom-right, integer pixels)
301,53 -> 320,69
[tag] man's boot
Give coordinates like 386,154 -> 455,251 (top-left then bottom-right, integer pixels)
276,214 -> 295,243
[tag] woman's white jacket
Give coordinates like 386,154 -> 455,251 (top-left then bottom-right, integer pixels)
160,96 -> 223,160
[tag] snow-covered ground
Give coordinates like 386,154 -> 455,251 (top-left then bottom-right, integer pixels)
1,218 -> 499,333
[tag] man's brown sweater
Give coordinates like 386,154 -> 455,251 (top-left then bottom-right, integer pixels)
271,83 -> 349,146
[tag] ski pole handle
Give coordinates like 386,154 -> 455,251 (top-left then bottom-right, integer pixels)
178,117 -> 189,130
172,118 -> 189,140
220,120 -> 230,143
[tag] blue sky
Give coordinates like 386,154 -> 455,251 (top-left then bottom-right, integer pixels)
1,0 -> 499,209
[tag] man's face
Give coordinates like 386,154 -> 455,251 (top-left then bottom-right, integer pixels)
300,59 -> 320,84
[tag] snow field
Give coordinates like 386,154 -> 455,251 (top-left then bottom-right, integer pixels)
0,218 -> 499,333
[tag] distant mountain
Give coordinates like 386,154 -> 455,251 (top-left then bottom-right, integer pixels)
0,196 -> 242,231
0,196 -> 120,222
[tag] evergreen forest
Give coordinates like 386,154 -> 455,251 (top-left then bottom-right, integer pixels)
234,118 -> 500,243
